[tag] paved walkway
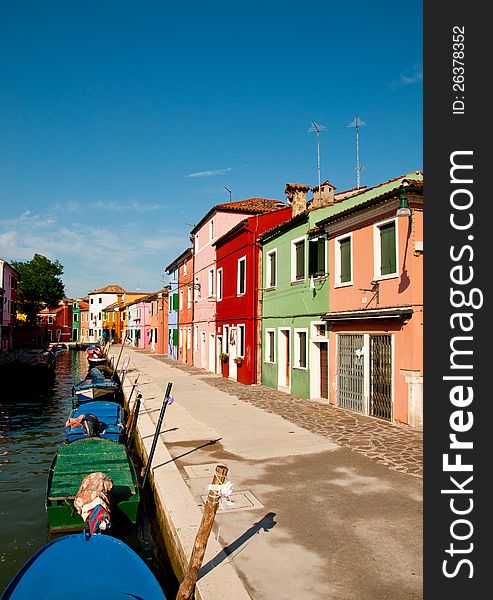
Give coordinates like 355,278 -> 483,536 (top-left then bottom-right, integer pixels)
142,351 -> 423,478
113,347 -> 423,600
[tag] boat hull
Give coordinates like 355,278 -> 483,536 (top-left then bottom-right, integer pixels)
45,438 -> 140,533
1,533 -> 166,599
65,400 -> 125,443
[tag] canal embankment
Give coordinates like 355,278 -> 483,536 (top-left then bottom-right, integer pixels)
114,346 -> 423,600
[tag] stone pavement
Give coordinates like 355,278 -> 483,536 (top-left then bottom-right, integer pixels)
114,347 -> 423,600
142,351 -> 423,479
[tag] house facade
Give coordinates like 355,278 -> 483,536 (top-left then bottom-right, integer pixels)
164,262 -> 179,360
71,300 -> 81,341
37,298 -> 73,343
260,183 -> 349,399
87,285 -> 126,342
148,289 -> 169,355
126,296 -> 151,349
0,259 -> 19,351
191,198 -> 286,374
177,249 -> 193,365
79,300 -> 89,343
316,171 -> 423,427
214,207 -> 292,384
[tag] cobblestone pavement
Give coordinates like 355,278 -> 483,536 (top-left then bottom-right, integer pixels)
139,350 -> 423,479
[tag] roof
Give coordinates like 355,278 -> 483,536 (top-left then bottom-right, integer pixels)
260,211 -> 308,243
78,301 -> 89,310
314,171 -> 423,228
164,247 -> 193,273
88,284 -> 126,295
190,198 -> 286,235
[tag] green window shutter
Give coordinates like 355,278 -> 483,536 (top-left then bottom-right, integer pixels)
380,222 -> 396,275
172,293 -> 179,311
317,237 -> 325,275
340,237 -> 351,283
308,240 -> 317,276
269,253 -> 276,286
173,328 -> 178,346
295,241 -> 305,279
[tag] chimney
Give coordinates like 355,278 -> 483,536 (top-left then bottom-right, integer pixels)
310,180 -> 336,208
285,183 -> 310,217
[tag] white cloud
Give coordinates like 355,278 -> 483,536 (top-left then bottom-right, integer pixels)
390,65 -> 423,89
186,167 -> 232,178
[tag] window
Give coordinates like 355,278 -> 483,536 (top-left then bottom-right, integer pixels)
99,298 -> 102,303
179,290 -> 183,310
208,268 -> 215,297
209,219 -> 214,241
375,219 -> 397,278
266,250 -> 277,288
184,260 -> 187,275
294,329 -> 308,368
73,314 -> 78,322
187,287 -> 192,308
238,324 -> 245,357
335,234 -> 352,285
194,277 -> 200,301
237,257 -> 246,295
265,329 -> 275,363
308,236 -> 326,277
187,327 -> 192,349
179,328 -> 183,348
90,298 -> 94,304
48,316 -> 54,324
217,268 -> 223,301
194,325 -> 199,351
291,237 -> 306,281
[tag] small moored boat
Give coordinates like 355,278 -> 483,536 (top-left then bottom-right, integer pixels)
45,437 -> 140,533
0,532 -> 166,599
64,400 -> 125,443
73,367 -> 119,401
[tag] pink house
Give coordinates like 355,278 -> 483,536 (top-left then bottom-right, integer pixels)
190,198 -> 286,373
127,296 -> 151,349
315,172 -> 423,427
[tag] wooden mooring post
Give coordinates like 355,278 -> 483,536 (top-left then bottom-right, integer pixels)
176,464 -> 229,600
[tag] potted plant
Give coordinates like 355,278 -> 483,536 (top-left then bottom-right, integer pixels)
233,356 -> 243,365
220,352 -> 229,362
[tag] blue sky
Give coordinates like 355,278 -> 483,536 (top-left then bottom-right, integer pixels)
0,1 -> 422,299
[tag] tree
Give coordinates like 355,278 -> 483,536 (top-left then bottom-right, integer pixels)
11,254 -> 66,324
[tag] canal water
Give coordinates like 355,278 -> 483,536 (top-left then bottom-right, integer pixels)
0,350 -> 177,597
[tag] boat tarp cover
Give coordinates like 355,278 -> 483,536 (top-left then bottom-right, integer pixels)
0,533 -> 167,599
49,438 -> 136,499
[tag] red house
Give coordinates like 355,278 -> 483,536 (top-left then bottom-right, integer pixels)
37,298 -> 73,343
214,206 -> 292,384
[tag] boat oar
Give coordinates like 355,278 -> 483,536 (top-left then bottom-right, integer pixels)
141,382 -> 174,488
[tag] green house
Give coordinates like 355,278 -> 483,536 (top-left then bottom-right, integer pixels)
260,182 -> 366,400
72,300 -> 81,342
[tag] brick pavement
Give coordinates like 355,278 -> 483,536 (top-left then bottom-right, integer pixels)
138,350 -> 423,478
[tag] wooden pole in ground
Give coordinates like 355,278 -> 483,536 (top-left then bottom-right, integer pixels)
176,464 -> 229,600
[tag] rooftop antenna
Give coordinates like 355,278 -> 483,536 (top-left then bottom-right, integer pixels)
308,121 -> 327,201
224,187 -> 232,202
348,115 -> 366,189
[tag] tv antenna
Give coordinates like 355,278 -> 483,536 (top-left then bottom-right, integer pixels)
308,121 -> 326,201
348,115 -> 366,189
224,187 -> 232,202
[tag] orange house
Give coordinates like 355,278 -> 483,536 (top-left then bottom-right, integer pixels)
148,289 -> 169,355
315,172 -> 423,428
102,301 -> 123,343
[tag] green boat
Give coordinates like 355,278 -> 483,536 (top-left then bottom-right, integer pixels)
45,437 -> 141,533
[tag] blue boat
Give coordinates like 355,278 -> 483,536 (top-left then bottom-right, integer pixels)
64,400 -> 126,443
73,367 -> 120,401
0,532 -> 167,599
